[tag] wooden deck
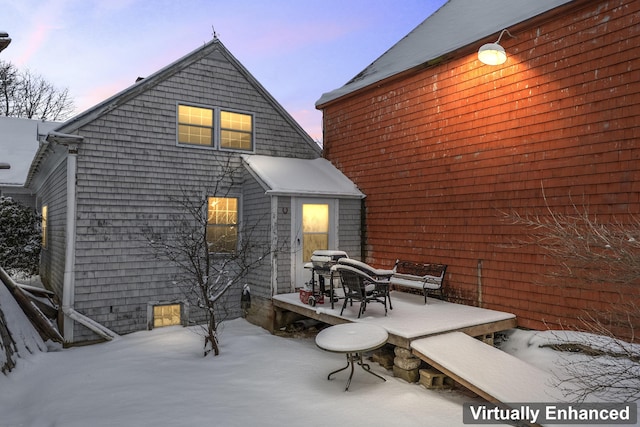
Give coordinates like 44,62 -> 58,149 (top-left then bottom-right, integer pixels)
272,291 -> 517,348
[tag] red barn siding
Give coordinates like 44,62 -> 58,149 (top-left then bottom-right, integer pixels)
321,0 -> 640,337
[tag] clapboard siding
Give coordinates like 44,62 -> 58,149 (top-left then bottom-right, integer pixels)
321,0 -> 640,337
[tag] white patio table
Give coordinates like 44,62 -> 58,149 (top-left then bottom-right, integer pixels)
315,323 -> 388,391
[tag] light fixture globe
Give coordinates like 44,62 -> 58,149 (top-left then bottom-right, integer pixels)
478,42 -> 506,65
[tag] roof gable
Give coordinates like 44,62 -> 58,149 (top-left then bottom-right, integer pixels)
316,0 -> 573,107
55,38 -> 318,152
25,38 -> 321,188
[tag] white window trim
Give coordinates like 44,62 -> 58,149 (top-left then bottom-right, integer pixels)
176,103 -> 255,153
206,194 -> 243,255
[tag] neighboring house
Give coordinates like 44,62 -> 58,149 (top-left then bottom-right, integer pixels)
0,117 -> 59,208
25,38 -> 364,344
317,0 -> 639,338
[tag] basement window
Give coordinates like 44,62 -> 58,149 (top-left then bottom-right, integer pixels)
153,304 -> 181,328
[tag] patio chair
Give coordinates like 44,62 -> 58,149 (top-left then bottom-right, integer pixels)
337,258 -> 394,310
333,264 -> 390,318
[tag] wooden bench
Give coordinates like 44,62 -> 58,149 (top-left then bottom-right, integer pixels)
390,260 -> 447,304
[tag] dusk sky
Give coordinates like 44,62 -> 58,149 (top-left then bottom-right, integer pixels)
0,0 -> 448,141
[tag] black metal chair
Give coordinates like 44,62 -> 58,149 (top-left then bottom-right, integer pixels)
333,264 -> 390,318
337,258 -> 394,310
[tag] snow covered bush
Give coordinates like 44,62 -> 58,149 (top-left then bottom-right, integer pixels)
0,197 -> 41,276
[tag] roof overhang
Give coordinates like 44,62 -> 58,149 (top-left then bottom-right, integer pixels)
242,155 -> 365,199
316,0 -> 575,108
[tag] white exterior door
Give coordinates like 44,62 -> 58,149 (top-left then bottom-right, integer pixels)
292,198 -> 337,289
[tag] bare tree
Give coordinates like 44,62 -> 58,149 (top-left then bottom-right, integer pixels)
0,61 -> 18,117
0,60 -> 74,121
502,191 -> 640,402
147,161 -> 271,356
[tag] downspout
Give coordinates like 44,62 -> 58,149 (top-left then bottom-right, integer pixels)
477,259 -> 483,308
62,142 -> 78,341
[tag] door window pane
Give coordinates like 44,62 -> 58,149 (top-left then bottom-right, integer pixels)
302,204 -> 329,261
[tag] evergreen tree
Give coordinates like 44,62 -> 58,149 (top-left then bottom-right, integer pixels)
0,197 -> 40,276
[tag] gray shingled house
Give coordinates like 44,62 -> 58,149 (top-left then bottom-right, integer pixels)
25,38 -> 364,344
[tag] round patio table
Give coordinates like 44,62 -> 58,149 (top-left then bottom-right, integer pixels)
315,323 -> 389,391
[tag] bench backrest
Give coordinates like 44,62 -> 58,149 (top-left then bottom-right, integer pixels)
394,260 -> 447,280
337,258 -> 394,280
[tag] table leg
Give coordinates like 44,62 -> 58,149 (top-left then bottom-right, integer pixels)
328,352 -> 386,391
330,271 -> 335,309
357,353 -> 387,383
327,354 -> 351,381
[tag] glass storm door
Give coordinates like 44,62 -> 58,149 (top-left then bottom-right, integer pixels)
302,203 -> 329,260
293,199 -> 336,289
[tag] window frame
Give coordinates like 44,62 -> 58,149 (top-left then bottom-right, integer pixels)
176,103 -> 255,153
41,205 -> 48,248
177,104 -> 215,147
218,108 -> 255,152
206,195 -> 241,254
147,301 -> 189,330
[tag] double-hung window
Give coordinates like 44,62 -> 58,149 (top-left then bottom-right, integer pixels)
178,104 -> 253,151
178,105 -> 213,146
206,197 -> 239,253
220,111 -> 253,150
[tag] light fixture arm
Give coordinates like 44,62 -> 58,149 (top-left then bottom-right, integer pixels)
495,29 -> 516,44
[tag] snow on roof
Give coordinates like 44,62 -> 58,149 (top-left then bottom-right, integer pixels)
0,117 -> 60,186
242,155 -> 365,199
316,0 -> 573,107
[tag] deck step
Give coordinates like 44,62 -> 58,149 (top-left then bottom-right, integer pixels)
410,331 -> 561,403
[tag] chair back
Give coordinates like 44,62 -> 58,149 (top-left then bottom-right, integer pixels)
333,264 -> 370,298
337,258 -> 392,280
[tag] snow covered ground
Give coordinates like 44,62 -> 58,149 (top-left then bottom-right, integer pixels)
1,282 -> 638,426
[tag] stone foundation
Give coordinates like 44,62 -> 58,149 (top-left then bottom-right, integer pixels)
392,346 -> 422,383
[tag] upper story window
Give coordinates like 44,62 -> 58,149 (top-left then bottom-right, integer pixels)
220,111 -> 253,151
178,105 -> 213,146
177,104 -> 253,151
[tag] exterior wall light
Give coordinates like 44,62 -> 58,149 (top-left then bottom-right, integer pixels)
478,29 -> 515,65
0,32 -> 11,53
